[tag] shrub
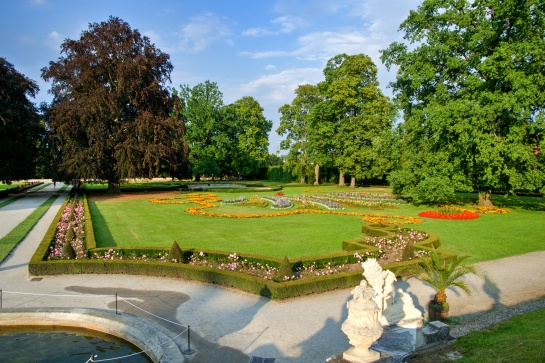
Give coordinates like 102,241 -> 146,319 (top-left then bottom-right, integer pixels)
61,240 -> 76,259
274,256 -> 293,282
168,241 -> 184,262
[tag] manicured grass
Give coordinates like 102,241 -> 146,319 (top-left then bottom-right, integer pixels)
0,182 -> 23,191
87,183 -> 545,263
452,307 -> 545,362
0,194 -> 59,263
88,196 -> 363,259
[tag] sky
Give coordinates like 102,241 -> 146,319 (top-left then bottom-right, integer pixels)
1,0 -> 422,153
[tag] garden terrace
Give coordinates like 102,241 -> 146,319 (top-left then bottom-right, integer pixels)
28,182 -> 545,299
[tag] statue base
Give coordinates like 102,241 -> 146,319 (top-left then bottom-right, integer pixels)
343,346 -> 381,363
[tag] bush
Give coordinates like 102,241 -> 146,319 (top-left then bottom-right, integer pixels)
168,241 -> 184,262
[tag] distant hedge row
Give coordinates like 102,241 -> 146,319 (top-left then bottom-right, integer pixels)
29,193 -> 454,299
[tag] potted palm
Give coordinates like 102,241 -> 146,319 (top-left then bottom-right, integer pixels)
412,248 -> 479,322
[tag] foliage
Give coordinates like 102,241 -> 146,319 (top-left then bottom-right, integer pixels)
320,53 -> 396,187
409,247 -> 479,306
41,17 -> 189,192
168,241 -> 184,262
277,84 -> 322,183
178,82 -> 272,180
381,0 -> 545,204
0,58 -> 43,183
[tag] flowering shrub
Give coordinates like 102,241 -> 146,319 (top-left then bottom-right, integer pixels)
48,199 -> 87,260
92,248 -> 168,261
362,228 -> 430,264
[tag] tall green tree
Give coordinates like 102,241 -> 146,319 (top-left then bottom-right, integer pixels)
382,0 -> 545,204
321,54 -> 395,188
42,17 -> 189,192
0,58 -> 43,183
228,96 -> 272,179
277,84 -> 322,183
178,80 -> 224,180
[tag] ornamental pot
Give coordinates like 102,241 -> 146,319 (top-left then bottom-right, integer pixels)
428,300 -> 449,322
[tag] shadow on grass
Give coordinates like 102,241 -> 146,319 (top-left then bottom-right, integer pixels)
412,193 -> 545,212
86,199 -> 116,247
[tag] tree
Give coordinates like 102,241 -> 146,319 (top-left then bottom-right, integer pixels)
227,96 -> 272,179
0,58 -> 43,183
41,17 -> 189,192
381,0 -> 545,204
178,80 -> 224,180
320,54 -> 395,188
277,84 -> 322,184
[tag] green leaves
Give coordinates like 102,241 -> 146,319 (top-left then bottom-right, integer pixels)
383,0 -> 545,202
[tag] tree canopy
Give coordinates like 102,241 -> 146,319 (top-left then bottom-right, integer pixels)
41,17 -> 189,191
0,58 -> 43,183
382,0 -> 545,204
320,53 -> 395,187
277,84 -> 322,183
178,81 -> 271,180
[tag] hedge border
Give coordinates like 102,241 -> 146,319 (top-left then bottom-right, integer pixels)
29,198 -> 455,300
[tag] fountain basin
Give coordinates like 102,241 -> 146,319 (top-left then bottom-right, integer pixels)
0,307 -> 186,362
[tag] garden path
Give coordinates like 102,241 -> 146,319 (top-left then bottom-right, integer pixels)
0,184 -> 544,363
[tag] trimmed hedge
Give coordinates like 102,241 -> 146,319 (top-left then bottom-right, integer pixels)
29,200 -> 455,299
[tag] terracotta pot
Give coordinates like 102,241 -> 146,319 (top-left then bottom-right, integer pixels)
428,300 -> 449,322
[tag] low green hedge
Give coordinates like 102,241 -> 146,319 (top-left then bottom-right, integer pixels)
29,199 -> 455,299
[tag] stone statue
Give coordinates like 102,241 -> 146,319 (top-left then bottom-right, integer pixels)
361,258 -> 423,327
341,280 -> 383,362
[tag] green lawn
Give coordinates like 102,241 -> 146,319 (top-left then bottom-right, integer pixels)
87,184 -> 545,263
453,307 -> 545,362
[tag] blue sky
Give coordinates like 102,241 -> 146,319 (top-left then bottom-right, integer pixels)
1,0 -> 421,153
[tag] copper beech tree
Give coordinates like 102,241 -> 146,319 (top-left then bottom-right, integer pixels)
42,17 -> 189,192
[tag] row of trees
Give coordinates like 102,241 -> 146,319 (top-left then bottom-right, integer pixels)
277,53 -> 395,188
278,0 -> 545,205
2,0 -> 544,204
1,17 -> 271,193
176,81 -> 271,181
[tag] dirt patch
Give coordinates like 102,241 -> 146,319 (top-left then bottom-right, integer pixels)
88,191 -> 179,202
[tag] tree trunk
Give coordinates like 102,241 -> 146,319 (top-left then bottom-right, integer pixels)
314,164 -> 320,185
107,180 -> 121,194
300,165 -> 306,184
478,190 -> 495,207
339,171 -> 345,186
350,176 -> 356,188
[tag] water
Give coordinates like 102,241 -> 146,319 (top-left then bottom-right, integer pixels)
0,326 -> 152,363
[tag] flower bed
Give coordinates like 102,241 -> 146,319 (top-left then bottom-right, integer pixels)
48,198 -> 87,260
361,228 -> 430,264
326,191 -> 407,208
419,210 -> 480,220
149,193 -> 423,224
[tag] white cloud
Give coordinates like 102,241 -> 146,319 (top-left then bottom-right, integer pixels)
44,31 -> 64,50
264,64 -> 277,70
178,12 -> 233,53
241,30 -> 378,63
242,16 -> 304,37
228,67 -> 323,106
